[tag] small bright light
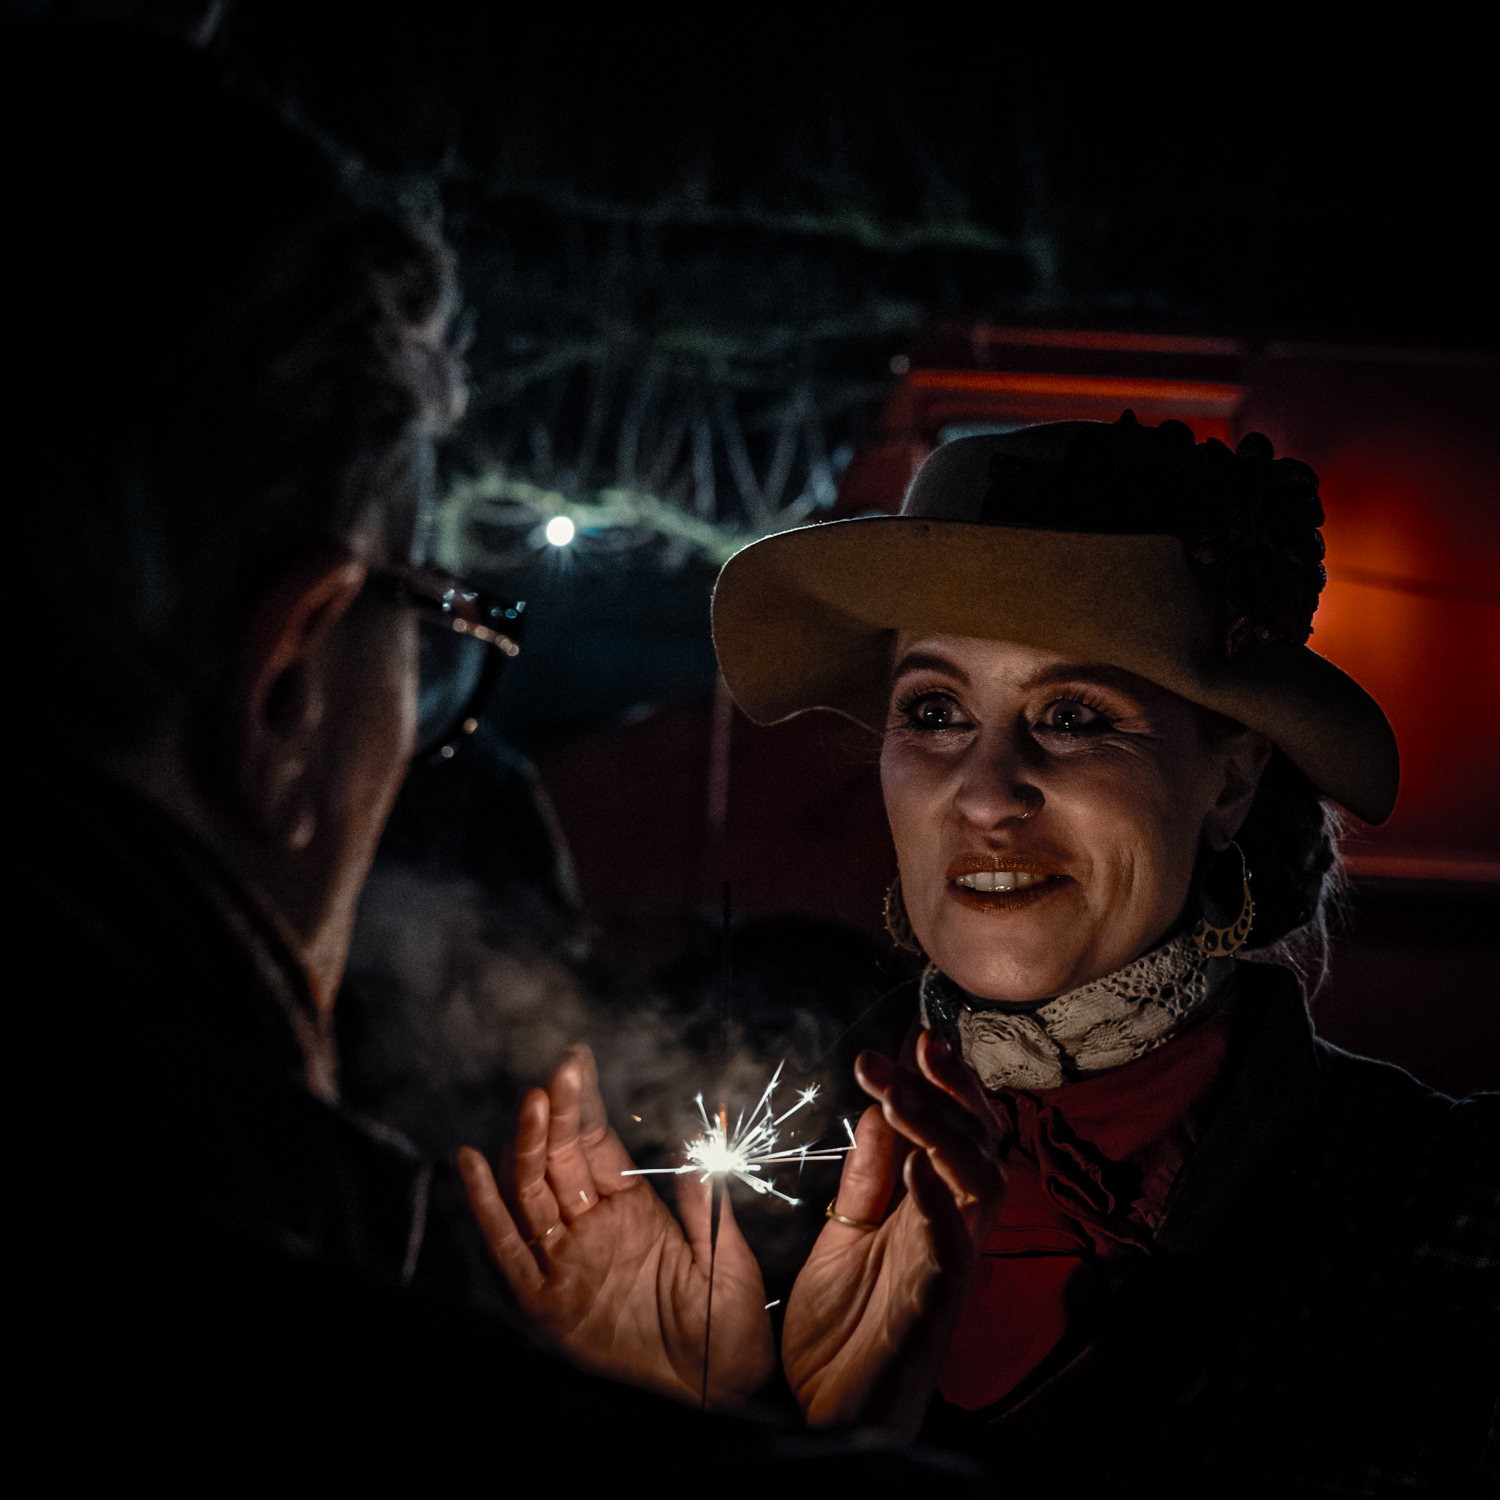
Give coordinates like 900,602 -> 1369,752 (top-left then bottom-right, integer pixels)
691,1136 -> 747,1177
545,515 -> 575,547
621,1066 -> 849,1209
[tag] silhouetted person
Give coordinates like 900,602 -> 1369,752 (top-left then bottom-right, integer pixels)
9,25 -> 978,1489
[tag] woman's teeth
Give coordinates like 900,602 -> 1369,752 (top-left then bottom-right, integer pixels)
956,870 -> 1043,892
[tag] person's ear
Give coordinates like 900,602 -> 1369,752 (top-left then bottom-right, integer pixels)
222,543 -> 369,849
1202,729 -> 1273,851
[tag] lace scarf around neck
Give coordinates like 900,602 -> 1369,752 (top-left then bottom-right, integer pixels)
919,933 -> 1234,1092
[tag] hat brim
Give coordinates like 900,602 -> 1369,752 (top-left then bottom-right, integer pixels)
711,517 -> 1399,825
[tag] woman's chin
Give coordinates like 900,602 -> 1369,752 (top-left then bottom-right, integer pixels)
924,896 -> 1105,1003
937,957 -> 1085,1005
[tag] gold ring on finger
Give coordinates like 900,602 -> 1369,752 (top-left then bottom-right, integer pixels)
525,1219 -> 564,1248
826,1198 -> 880,1232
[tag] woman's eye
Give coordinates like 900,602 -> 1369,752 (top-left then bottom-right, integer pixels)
902,692 -> 964,730
1040,699 -> 1108,735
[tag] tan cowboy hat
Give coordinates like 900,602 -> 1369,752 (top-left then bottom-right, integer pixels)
711,417 -> 1399,824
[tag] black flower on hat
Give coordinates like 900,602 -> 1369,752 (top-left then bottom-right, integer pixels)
1189,433 -> 1327,659
976,411 -> 1328,661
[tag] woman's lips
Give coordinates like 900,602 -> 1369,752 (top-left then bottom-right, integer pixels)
955,869 -> 1044,892
944,859 -> 1070,910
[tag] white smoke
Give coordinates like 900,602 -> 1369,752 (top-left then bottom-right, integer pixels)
345,864 -> 853,1212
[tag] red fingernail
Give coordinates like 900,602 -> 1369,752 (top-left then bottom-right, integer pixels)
928,1034 -> 953,1062
861,1052 -> 894,1086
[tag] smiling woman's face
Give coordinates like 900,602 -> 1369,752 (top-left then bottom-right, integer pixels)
880,635 -> 1270,1003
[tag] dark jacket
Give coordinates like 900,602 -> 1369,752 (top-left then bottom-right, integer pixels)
20,764 -> 981,1492
912,963 -> 1500,1495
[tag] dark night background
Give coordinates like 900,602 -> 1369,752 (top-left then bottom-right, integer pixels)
12,5 -> 1497,1283
18,4 -> 1496,745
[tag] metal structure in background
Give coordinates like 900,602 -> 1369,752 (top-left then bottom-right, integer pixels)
121,5 -> 1487,597
433,363 -> 874,576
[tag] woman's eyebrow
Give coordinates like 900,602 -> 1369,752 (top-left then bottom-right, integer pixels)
1020,662 -> 1145,696
890,650 -> 969,684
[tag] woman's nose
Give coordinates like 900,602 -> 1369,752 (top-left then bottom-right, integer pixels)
952,740 -> 1043,829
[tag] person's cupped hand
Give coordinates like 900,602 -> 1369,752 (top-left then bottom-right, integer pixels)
781,1030 -> 1006,1437
458,1044 -> 776,1410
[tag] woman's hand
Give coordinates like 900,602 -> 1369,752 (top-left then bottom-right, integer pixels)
458,1044 -> 776,1410
781,1030 -> 1004,1437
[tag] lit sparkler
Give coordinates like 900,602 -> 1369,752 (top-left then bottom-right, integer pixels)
623,1061 -> 854,1410
622,1062 -> 852,1206
646,883 -> 857,1406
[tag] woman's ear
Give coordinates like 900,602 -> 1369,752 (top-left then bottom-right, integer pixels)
1202,729 -> 1274,850
221,543 -> 369,848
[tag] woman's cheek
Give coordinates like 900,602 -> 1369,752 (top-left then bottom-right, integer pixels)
880,744 -> 946,929
1049,777 -> 1161,950
1083,785 -> 1190,952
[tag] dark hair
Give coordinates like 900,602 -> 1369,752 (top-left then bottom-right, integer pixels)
1200,737 -> 1344,980
10,26 -> 465,750
981,411 -> 1345,971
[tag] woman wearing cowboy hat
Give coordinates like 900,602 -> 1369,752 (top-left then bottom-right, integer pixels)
712,413 -> 1495,1492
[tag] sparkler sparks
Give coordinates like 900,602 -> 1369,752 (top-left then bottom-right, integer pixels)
623,1063 -> 852,1206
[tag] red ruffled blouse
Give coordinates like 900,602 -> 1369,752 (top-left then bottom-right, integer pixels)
938,999 -> 1236,1411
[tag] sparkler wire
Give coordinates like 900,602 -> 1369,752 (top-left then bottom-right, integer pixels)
624,1071 -> 851,1410
701,1175 -> 722,1410
619,1059 -> 855,1403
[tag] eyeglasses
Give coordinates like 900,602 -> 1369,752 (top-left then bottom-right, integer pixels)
366,562 -> 525,761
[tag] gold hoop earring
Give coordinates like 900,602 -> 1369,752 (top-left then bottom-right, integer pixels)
883,874 -> 922,953
1191,842 -> 1254,956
